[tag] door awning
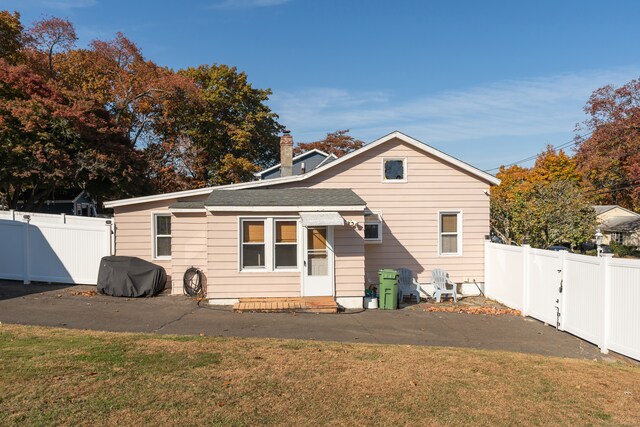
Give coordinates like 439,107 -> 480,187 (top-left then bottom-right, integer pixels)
299,212 -> 345,227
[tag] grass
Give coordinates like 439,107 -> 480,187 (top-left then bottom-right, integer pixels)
0,324 -> 639,426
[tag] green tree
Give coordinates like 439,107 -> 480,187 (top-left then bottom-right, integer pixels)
178,64 -> 283,185
491,148 -> 595,248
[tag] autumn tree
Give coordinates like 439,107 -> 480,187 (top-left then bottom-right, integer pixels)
26,16 -> 77,78
0,59 -> 142,209
491,148 -> 595,248
0,11 -> 23,64
574,78 -> 640,210
177,64 -> 283,185
294,129 -> 364,157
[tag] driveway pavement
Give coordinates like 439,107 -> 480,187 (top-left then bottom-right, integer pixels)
0,280 -> 611,361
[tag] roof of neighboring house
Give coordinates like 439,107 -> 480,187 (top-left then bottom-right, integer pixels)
600,216 -> 640,233
254,149 -> 337,180
594,205 -> 639,216
105,131 -> 500,208
203,188 -> 366,209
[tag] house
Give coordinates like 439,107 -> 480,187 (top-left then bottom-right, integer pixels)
254,149 -> 337,180
19,189 -> 98,217
595,205 -> 640,248
104,131 -> 500,308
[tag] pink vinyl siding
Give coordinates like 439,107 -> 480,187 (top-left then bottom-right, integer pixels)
207,212 -> 300,299
269,137 -> 491,283
206,211 -> 365,300
334,213 -> 365,298
113,195 -> 208,287
171,212 -> 208,295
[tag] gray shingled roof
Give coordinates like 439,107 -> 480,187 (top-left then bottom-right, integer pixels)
205,188 -> 365,207
600,216 -> 640,232
169,201 -> 205,209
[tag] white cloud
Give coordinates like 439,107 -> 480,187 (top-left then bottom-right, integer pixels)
269,67 -> 640,146
211,0 -> 292,9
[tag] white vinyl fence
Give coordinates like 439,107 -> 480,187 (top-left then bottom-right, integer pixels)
485,241 -> 640,361
0,210 -> 114,285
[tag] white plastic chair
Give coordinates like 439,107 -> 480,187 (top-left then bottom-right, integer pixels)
396,268 -> 421,303
432,268 -> 457,303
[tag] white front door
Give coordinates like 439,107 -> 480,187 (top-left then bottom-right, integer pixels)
302,226 -> 334,296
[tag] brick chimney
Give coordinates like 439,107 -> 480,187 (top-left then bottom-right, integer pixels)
280,130 -> 293,177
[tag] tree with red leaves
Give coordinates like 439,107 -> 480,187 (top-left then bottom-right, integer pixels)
294,129 -> 364,157
0,59 -> 142,209
575,78 -> 640,210
26,16 -> 77,78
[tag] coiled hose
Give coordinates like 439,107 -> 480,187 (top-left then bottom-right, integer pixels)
183,266 -> 203,298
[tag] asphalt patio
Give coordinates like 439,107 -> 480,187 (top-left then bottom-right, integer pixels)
0,280 -> 615,361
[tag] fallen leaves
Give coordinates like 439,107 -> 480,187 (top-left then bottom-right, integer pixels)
70,290 -> 97,297
424,306 -> 521,316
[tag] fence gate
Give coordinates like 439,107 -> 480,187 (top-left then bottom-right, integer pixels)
526,248 -> 564,328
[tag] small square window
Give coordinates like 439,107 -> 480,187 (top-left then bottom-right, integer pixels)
364,212 -> 382,242
383,158 -> 406,181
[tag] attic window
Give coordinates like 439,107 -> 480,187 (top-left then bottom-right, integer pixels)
383,158 -> 406,182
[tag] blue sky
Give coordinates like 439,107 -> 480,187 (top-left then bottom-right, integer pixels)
6,0 -> 640,170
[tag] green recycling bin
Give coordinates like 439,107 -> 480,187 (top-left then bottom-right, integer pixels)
378,268 -> 399,310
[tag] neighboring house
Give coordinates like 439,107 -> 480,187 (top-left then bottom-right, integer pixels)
595,205 -> 640,248
254,148 -> 337,180
18,189 -> 98,217
104,131 -> 499,308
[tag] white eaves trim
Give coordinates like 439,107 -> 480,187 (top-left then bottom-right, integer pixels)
104,186 -> 216,208
206,205 -> 366,212
222,131 -> 501,190
168,208 -> 207,213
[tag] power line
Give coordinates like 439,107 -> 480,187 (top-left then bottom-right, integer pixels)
483,132 -> 593,172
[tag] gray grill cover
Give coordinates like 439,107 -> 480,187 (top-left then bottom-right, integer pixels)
97,256 -> 166,297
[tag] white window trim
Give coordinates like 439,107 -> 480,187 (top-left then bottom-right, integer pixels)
238,216 -> 301,273
273,218 -> 301,271
381,157 -> 408,183
438,210 -> 463,256
239,218 -> 268,271
152,212 -> 172,260
364,211 -> 383,244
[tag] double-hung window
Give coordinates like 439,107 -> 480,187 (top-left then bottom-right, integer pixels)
240,218 -> 299,271
242,220 -> 266,269
154,214 -> 171,259
274,220 -> 298,269
439,212 -> 461,255
364,211 -> 382,243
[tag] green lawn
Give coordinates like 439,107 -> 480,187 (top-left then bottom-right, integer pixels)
0,323 -> 638,426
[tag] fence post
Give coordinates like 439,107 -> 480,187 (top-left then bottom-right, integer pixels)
10,209 -> 15,221
22,214 -> 31,285
484,238 -> 490,297
601,254 -> 612,354
521,243 -> 531,316
105,220 -> 113,256
61,213 -> 66,224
